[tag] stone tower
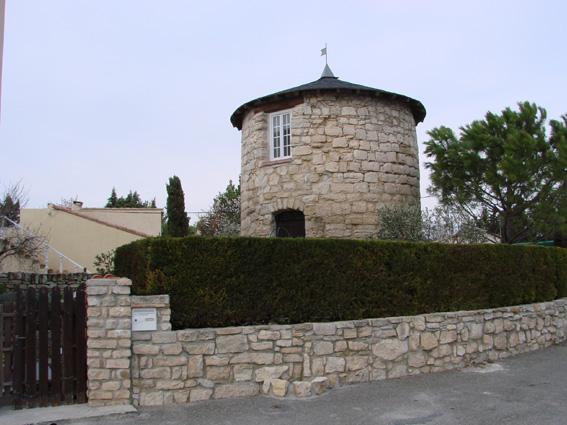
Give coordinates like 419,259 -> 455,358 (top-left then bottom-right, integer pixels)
230,65 -> 426,239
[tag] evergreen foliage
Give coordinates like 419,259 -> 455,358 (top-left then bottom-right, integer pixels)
0,182 -> 26,224
114,237 -> 567,329
165,176 -> 189,237
0,195 -> 20,224
425,102 -> 567,244
105,188 -> 156,208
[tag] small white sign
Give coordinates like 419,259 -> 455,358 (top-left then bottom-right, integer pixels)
132,308 -> 157,331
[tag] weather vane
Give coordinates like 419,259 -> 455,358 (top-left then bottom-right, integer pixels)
320,43 -> 328,65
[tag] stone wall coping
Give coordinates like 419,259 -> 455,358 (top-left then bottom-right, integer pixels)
131,295 -> 170,308
86,278 -> 132,287
160,297 -> 567,334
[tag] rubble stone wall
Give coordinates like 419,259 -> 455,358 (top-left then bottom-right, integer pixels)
0,272 -> 93,291
239,94 -> 420,238
129,297 -> 567,406
85,279 -> 567,407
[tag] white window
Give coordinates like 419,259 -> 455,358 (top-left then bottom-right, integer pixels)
269,111 -> 292,160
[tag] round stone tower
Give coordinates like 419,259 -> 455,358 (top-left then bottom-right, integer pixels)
230,65 -> 426,239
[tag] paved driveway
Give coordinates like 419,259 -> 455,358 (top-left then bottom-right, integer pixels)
53,343 -> 567,425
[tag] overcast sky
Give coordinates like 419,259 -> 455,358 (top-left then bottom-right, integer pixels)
1,1 -> 566,218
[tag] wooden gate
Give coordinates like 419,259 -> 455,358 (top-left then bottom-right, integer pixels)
0,286 -> 87,409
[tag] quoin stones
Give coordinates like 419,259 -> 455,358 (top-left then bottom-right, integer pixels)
231,64 -> 426,238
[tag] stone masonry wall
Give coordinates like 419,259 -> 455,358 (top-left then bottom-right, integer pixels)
86,278 -> 132,406
240,93 -> 420,238
129,297 -> 567,406
0,272 -> 93,291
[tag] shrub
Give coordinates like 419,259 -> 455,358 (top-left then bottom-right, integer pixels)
114,237 -> 567,329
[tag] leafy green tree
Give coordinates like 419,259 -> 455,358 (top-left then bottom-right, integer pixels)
197,180 -> 240,236
165,176 -> 189,237
425,102 -> 567,244
105,188 -> 156,208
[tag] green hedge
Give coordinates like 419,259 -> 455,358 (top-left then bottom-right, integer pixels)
114,237 -> 567,329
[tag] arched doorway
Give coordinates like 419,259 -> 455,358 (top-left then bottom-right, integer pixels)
274,210 -> 305,238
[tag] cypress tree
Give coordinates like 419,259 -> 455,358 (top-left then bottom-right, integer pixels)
166,176 -> 189,236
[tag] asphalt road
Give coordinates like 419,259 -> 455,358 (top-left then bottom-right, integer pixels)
53,343 -> 567,425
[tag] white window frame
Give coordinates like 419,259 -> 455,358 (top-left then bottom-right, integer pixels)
268,110 -> 292,161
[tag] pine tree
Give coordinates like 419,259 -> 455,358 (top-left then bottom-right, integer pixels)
0,195 -> 20,224
105,188 -> 155,208
425,102 -> 567,243
106,188 -> 118,208
165,176 -> 189,237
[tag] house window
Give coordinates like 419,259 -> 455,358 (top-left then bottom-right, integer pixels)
269,111 -> 291,160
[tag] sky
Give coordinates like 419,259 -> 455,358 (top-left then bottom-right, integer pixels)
1,1 -> 566,220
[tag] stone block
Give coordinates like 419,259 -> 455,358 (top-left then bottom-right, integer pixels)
140,367 -> 171,380
346,356 -> 368,371
310,377 -> 329,395
230,352 -> 274,365
88,339 -> 117,349
187,356 -> 204,378
88,368 -> 110,380
184,342 -> 215,355
408,351 -> 426,368
313,341 -> 334,355
205,355 -> 230,366
190,388 -> 213,402
162,343 -> 183,355
313,323 -> 337,336
293,381 -> 312,398
156,380 -> 185,390
348,341 -> 368,351
254,365 -> 288,382
325,357 -> 346,373
140,391 -> 164,406
494,333 -> 507,350
420,332 -> 439,351
469,323 -> 484,339
152,332 -> 177,344
372,338 -> 408,360
155,356 -> 187,367
213,383 -> 259,399
271,379 -> 288,397
108,307 -> 130,318
105,359 -> 129,369
206,366 -> 230,381
88,391 -> 113,400
439,330 -> 457,344
133,344 -> 159,355
217,334 -> 248,353
233,365 -> 254,381
258,330 -> 280,340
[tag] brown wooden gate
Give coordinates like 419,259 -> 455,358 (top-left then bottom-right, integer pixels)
0,286 -> 87,409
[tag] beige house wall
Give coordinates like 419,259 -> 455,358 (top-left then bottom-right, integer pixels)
20,206 -> 159,273
77,208 -> 162,236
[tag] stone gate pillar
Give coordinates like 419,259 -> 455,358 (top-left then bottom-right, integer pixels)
86,278 -> 132,406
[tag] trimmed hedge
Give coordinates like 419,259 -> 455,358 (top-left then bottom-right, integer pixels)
114,237 -> 567,329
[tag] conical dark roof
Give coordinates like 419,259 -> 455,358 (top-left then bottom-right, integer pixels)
230,69 -> 426,130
